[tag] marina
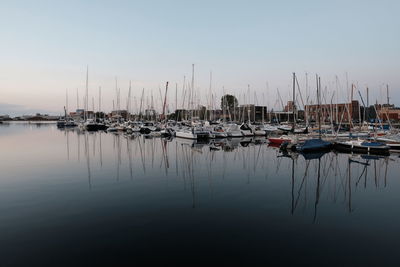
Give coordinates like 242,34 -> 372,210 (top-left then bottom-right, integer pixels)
46,69 -> 400,158
1,122 -> 400,265
2,1 -> 400,265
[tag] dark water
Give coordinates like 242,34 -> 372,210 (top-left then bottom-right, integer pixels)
1,122 -> 400,266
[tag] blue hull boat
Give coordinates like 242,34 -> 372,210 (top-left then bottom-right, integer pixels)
296,138 -> 332,153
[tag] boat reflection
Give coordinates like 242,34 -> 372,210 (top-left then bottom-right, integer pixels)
60,127 -> 398,220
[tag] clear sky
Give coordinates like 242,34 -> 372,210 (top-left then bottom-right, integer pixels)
1,0 -> 399,115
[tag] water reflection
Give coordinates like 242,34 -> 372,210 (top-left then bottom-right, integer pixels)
279,149 -> 395,222
60,126 -> 400,220
2,123 -> 400,265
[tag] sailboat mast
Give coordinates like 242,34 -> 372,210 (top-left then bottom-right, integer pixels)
262,92 -> 265,124
162,81 -> 169,121
253,91 -> 256,123
386,84 -> 390,105
139,88 -> 144,120
191,64 -> 194,121
85,66 -> 88,121
366,87 -> 369,122
128,81 -> 132,120
175,83 -> 178,117
305,72 -> 309,126
292,72 -> 296,131
182,75 -> 186,111
66,89 -> 69,115
335,76 -> 339,124
209,71 -> 212,121
76,88 -> 79,111
317,75 -> 321,139
92,97 -> 95,118
99,86 -> 101,117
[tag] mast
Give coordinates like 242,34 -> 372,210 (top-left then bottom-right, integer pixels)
386,84 -> 390,105
366,87 -> 369,122
292,72 -> 296,131
305,72 -> 309,126
247,84 -> 250,123
209,71 -> 212,121
175,83 -> 178,116
266,82 -> 271,122
162,81 -> 169,121
350,84 -> 354,131
92,97 -> 95,119
182,75 -> 186,110
115,77 -> 118,118
66,89 -> 69,116
335,76 -> 339,124
98,86 -> 101,118
191,64 -> 194,122
222,87 -> 225,123
317,75 -> 321,139
76,88 -> 79,111
253,91 -> 256,123
127,81 -> 132,121
262,93 -> 265,124
139,88 -> 144,121
151,91 -> 154,121
85,66 -> 89,121
358,88 -> 362,127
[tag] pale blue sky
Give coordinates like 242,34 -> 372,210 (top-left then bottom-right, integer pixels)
1,0 -> 399,115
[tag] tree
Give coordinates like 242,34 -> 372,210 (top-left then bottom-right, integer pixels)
220,94 -> 238,111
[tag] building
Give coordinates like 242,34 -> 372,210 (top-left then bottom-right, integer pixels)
305,100 -> 361,123
284,101 -> 295,112
174,107 -> 211,121
69,109 -> 84,120
144,109 -> 157,120
235,105 -> 268,122
376,104 -> 400,122
110,110 -> 128,119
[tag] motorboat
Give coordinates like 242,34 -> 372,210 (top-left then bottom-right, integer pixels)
262,124 -> 279,133
56,119 -> 66,128
268,135 -> 293,145
251,125 -> 266,136
240,123 -> 254,137
212,126 -> 228,138
140,122 -> 157,134
225,123 -> 244,138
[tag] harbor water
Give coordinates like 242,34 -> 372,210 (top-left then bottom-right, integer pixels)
1,122 -> 400,266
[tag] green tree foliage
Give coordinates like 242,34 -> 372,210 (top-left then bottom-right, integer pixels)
220,94 -> 238,110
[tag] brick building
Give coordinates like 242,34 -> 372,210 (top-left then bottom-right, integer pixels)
376,104 -> 400,121
305,100 -> 361,123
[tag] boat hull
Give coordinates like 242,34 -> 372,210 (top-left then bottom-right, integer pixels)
334,142 -> 390,155
296,139 -> 332,153
268,138 -> 291,145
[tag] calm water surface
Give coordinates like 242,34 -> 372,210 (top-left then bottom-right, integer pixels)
1,122 -> 400,266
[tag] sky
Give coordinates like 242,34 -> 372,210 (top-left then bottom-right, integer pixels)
0,0 -> 399,115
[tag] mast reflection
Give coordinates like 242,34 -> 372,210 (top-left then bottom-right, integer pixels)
59,129 -> 398,219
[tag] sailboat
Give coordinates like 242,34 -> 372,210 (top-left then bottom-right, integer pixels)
296,74 -> 331,152
375,134 -> 400,150
334,139 -> 390,155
